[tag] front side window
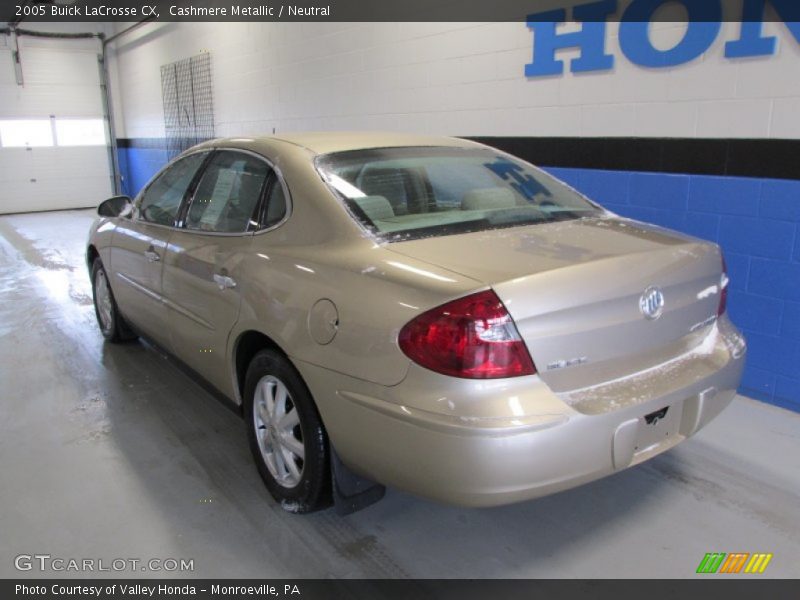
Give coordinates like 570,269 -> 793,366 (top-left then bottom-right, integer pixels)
316,147 -> 603,242
139,152 -> 207,226
185,151 -> 270,233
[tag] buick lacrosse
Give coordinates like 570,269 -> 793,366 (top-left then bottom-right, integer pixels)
87,132 -> 745,513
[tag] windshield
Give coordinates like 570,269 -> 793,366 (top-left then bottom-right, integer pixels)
316,146 -> 604,242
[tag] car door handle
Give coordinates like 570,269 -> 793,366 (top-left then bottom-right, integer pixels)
144,249 -> 160,262
213,274 -> 237,290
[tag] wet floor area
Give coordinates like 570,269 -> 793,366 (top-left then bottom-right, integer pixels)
1,209 -> 798,578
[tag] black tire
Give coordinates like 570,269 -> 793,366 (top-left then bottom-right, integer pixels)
91,258 -> 137,343
244,349 -> 331,513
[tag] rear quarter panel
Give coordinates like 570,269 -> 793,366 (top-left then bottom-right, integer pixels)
231,237 -> 482,391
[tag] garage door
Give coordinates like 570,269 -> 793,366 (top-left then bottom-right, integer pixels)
0,35 -> 112,214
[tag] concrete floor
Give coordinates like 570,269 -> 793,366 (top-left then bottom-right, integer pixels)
0,208 -> 798,579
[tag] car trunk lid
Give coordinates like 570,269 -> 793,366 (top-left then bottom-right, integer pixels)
388,217 -> 725,400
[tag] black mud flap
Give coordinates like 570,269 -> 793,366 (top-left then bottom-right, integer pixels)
331,447 -> 385,515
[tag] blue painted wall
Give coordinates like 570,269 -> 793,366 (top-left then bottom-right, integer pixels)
116,145 -> 799,412
544,166 -> 800,413
117,146 -> 169,198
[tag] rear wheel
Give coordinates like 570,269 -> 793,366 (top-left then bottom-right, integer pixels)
91,258 -> 136,342
244,349 -> 331,513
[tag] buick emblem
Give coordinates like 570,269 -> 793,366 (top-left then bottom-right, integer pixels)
639,286 -> 665,320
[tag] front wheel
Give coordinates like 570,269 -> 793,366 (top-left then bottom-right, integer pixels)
91,258 -> 136,343
244,350 -> 331,513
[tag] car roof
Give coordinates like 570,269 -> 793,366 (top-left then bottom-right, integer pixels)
212,131 -> 483,156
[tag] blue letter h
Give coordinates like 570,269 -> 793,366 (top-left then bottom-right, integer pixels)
525,0 -> 617,77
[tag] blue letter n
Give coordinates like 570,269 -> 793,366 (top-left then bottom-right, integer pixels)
525,0 -> 617,77
725,0 -> 800,58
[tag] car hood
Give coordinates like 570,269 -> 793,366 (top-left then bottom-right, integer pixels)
385,216 -> 697,285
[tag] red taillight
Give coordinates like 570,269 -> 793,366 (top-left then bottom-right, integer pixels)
398,290 -> 536,379
718,255 -> 728,317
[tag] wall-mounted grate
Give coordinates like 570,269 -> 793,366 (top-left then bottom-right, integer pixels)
160,52 -> 214,159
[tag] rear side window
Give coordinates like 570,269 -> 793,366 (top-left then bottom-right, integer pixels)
263,179 -> 288,228
139,152 -> 207,226
186,151 -> 270,233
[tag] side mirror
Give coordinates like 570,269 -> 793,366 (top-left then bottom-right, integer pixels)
98,195 -> 133,218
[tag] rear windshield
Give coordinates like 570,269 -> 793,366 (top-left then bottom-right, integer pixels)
315,146 -> 603,242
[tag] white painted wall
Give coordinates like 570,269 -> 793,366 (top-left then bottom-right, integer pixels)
108,19 -> 800,141
0,24 -> 113,214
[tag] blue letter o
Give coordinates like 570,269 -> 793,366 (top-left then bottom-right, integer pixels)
620,0 -> 722,67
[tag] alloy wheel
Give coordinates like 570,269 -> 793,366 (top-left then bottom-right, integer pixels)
252,375 -> 305,488
94,268 -> 113,333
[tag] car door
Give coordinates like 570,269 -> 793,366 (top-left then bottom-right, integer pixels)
161,149 -> 282,399
110,151 -> 208,347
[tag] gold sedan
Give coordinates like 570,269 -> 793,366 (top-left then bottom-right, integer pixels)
87,133 -> 745,513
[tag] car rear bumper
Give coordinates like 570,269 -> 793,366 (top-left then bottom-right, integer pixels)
297,317 -> 745,507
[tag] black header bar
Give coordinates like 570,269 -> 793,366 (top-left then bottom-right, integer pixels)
4,0 -> 797,23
